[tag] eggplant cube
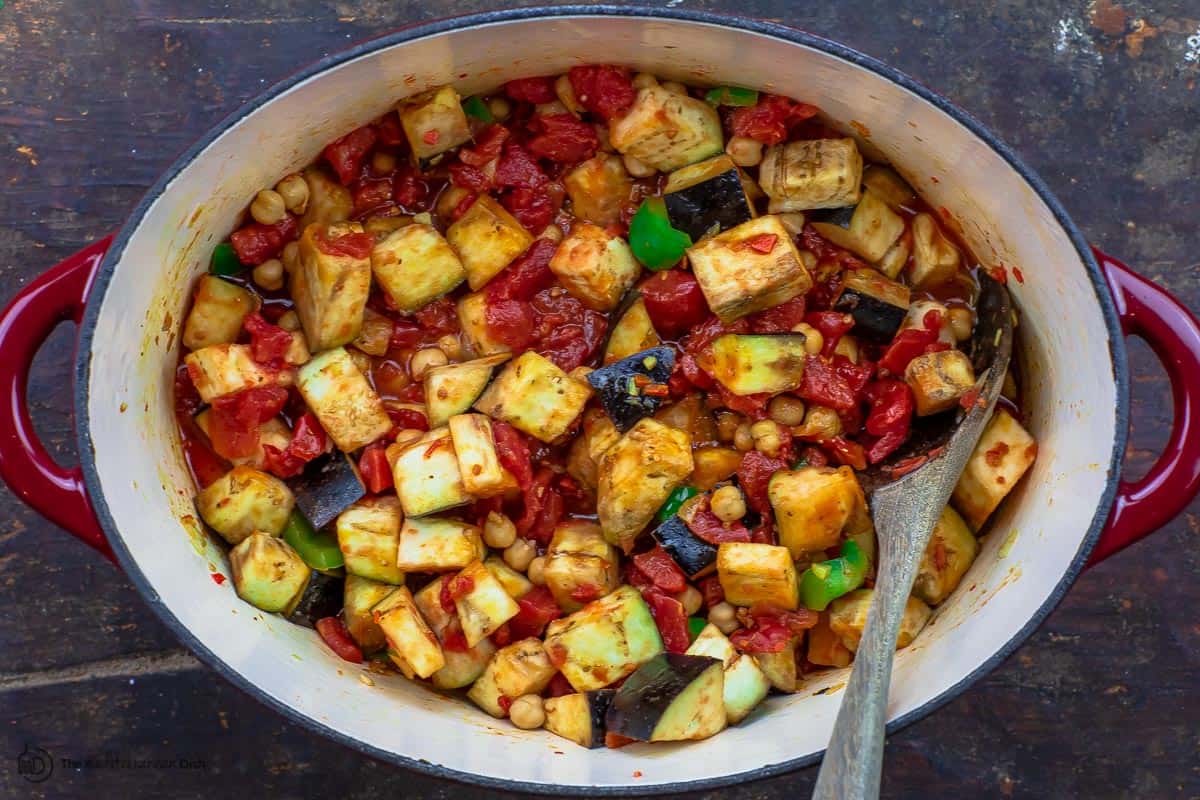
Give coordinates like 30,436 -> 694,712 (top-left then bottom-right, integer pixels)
810,190 -> 905,262
608,85 -> 724,172
708,334 -> 808,396
336,496 -> 405,585
398,85 -> 472,163
451,560 -> 520,647
412,576 -> 497,689
913,506 -> 979,606
686,623 -> 770,724
287,452 -> 366,530
549,222 -> 641,311
291,222 -> 372,351
229,532 -> 311,614
829,589 -> 930,652
296,347 -> 392,452
769,466 -> 868,559
391,427 -> 472,518
343,574 -> 395,653
299,166 -> 353,228
663,154 -> 756,240
373,585 -> 445,679
806,613 -> 853,668
425,354 -> 511,428
603,296 -> 660,365
544,585 -> 664,691
184,343 -> 294,403
196,466 -> 295,545
446,195 -> 535,290
287,560 -> 344,631
182,275 -> 256,351
544,690 -> 616,749
370,223 -> 466,313
543,520 -> 620,613
564,153 -> 631,227
565,409 -> 620,491
586,346 -> 676,432
910,213 -> 962,288
756,638 -> 800,693
688,215 -> 813,324
759,138 -> 863,211
456,291 -> 512,358
951,409 -> 1037,530
651,515 -> 718,579
483,555 -> 534,599
716,542 -> 799,610
473,351 -> 592,443
905,349 -> 977,416
467,638 -> 558,718
833,268 -> 912,343
596,418 -> 694,553
395,516 -> 484,572
605,653 -> 726,742
447,413 -> 517,498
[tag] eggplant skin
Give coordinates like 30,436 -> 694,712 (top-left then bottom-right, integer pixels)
287,570 -> 345,629
287,453 -> 366,531
586,346 -> 676,433
663,167 -> 753,241
833,289 -> 908,342
605,653 -> 726,742
651,516 -> 717,578
544,689 -> 616,749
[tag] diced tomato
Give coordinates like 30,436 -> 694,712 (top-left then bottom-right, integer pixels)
490,622 -> 512,647
516,468 -> 564,545
729,94 -> 819,145
685,506 -> 752,545
803,311 -> 855,356
825,436 -> 867,470
675,352 -> 714,391
632,546 -> 688,594
323,125 -> 378,185
504,76 -> 557,104
315,617 -> 364,663
527,114 -> 600,163
714,384 -> 771,419
491,420 -> 533,490
373,111 -> 405,146
644,590 -> 690,653
207,385 -> 289,460
606,732 -> 637,749
745,233 -> 778,254
747,295 -> 807,334
442,624 -> 470,653
487,238 -> 558,303
460,124 -> 510,166
498,695 -> 514,714
737,450 -> 790,515
263,411 -> 328,478
413,296 -> 459,336
544,672 -> 574,698
730,607 -> 818,653
243,311 -> 294,367
799,445 -> 829,468
864,379 -> 913,437
396,382 -> 425,404
569,583 -> 604,604
387,406 -> 428,433
351,178 -> 394,217
508,586 -> 563,640
175,369 -> 230,488
568,65 -> 637,121
502,183 -> 563,234
485,298 -> 535,351
494,143 -> 548,189
532,300 -> 607,372
393,164 -> 431,210
699,575 -> 725,609
832,355 -> 875,399
878,310 -> 944,375
450,191 -> 478,221
449,163 -> 492,192
639,270 -> 710,339
798,355 -> 857,410
315,228 -> 374,260
749,515 -> 776,545
864,428 -> 908,465
624,560 -> 655,594
229,216 -> 298,266
358,443 -> 393,494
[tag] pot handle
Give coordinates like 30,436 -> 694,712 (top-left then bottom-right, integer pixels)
0,236 -> 115,563
1088,248 -> 1200,565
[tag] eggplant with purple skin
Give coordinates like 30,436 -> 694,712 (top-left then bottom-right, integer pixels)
586,346 -> 676,433
543,689 -> 616,749
287,452 -> 365,530
662,155 -> 756,241
832,268 -> 911,343
287,570 -> 345,629
651,515 -> 717,579
605,653 -> 727,742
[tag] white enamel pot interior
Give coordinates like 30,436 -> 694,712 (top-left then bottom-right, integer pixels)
77,7 -> 1126,794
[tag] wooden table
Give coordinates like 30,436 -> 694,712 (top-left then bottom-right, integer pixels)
1,1 -> 1197,797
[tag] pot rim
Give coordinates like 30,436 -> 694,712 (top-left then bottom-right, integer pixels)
73,5 -> 1130,794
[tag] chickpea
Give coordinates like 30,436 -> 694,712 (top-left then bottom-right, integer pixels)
751,419 -> 786,458
708,601 -> 738,634
834,335 -> 860,363
622,154 -> 656,178
275,173 -> 310,215
948,306 -> 974,342
535,100 -> 570,117
484,511 -> 517,550
778,213 -> 806,237
250,189 -> 287,226
487,96 -> 512,121
527,556 -> 547,586
393,428 -> 424,448
660,80 -> 688,95
371,150 -> 397,175
277,310 -> 302,332
281,240 -> 300,274
711,485 -> 747,523
554,74 -> 583,115
631,72 -> 658,90
715,411 -> 742,443
409,347 -> 448,380
795,405 -> 843,440
437,334 -> 463,361
677,585 -> 703,617
793,322 -> 824,355
503,538 -> 537,572
733,422 -> 754,452
508,694 -> 546,730
725,135 -> 764,168
768,395 -> 807,427
252,258 -> 284,291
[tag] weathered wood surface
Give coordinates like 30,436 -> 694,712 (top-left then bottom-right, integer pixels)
0,1 -> 1197,798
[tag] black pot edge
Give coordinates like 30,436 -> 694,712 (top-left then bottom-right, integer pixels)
73,5 -> 1130,796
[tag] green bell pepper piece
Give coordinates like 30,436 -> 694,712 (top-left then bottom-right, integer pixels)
462,95 -> 493,122
704,86 -> 759,107
688,616 -> 709,641
799,540 -> 868,611
282,510 -> 344,571
208,241 -> 244,276
656,485 -> 699,523
628,196 -> 692,271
